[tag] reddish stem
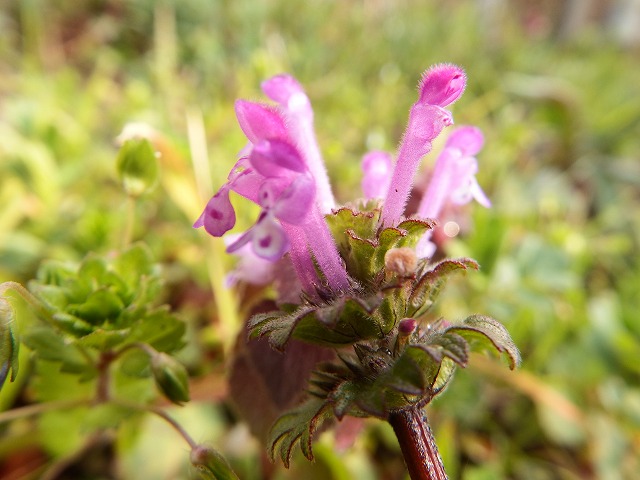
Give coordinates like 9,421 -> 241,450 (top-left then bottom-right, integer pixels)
388,407 -> 448,480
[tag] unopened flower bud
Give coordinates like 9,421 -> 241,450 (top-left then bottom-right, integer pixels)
116,138 -> 159,197
395,318 -> 418,355
190,444 -> 240,480
384,247 -> 418,277
150,352 -> 190,405
398,318 -> 417,336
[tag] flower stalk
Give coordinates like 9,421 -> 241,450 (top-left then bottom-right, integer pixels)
388,407 -> 448,480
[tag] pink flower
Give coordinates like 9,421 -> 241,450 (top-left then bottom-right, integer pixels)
416,126 -> 491,258
361,151 -> 392,200
195,66 -> 486,295
381,64 -> 466,227
194,83 -> 350,294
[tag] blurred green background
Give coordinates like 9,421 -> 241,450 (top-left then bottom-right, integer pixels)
1,0 -> 639,479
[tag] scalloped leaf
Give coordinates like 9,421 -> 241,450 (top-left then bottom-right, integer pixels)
408,258 -> 479,315
328,207 -> 380,247
268,397 -> 333,467
21,326 -> 94,377
428,332 -> 470,367
294,295 -> 388,345
343,229 -> 377,282
248,306 -> 316,351
446,314 -> 521,369
75,328 -> 130,350
376,219 -> 434,266
67,288 -> 125,324
327,380 -> 363,419
249,294 -> 387,350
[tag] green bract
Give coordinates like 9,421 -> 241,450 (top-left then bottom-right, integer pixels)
249,204 -> 521,465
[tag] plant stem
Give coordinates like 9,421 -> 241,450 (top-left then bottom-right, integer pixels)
111,399 -> 197,449
122,194 -> 136,248
0,399 -> 88,424
388,407 -> 448,480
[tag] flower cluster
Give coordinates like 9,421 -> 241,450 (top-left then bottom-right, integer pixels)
195,64 -> 489,297
195,66 -> 520,468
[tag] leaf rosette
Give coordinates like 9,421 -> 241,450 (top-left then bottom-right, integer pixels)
22,243 -> 185,378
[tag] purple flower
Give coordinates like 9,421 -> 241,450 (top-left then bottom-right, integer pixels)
194,82 -> 350,294
416,126 -> 491,258
381,64 -> 466,227
417,126 -> 490,218
226,211 -> 290,261
261,74 -> 335,213
195,65 -> 486,295
361,151 -> 392,200
224,235 -> 277,287
193,185 -> 236,237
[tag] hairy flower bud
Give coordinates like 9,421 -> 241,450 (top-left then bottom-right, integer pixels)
384,247 -> 418,277
398,318 -> 418,336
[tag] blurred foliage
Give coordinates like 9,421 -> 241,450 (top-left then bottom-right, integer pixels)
0,0 -> 639,479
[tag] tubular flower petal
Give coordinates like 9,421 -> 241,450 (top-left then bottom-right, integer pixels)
226,158 -> 263,203
445,125 -> 484,155
416,125 -> 490,258
381,104 -> 454,226
381,66 -> 466,227
361,151 -> 393,200
417,125 -> 490,219
261,74 -> 335,213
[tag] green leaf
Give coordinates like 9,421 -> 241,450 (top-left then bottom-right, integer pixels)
21,326 -> 94,376
126,308 -> 186,353
1,298 -> 19,387
409,258 -> 479,315
377,219 -> 434,257
446,314 -> 521,370
113,243 -> 157,289
28,284 -> 69,311
343,229 -> 377,282
51,312 -> 95,336
75,328 -> 130,350
249,295 -> 388,350
77,255 -> 108,285
116,138 -> 159,196
430,332 -> 470,367
327,207 -> 380,251
34,260 -> 77,286
67,288 -> 125,323
268,397 -> 333,467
